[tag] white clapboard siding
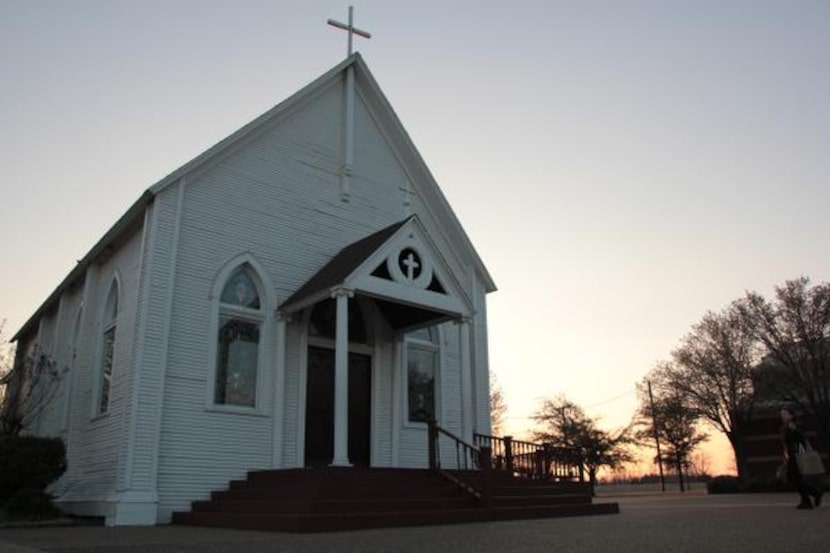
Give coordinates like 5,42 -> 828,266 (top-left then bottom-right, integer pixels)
473,283 -> 492,436
55,228 -> 144,506
371,341 -> 394,467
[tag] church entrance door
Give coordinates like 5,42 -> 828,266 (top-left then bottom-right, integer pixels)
304,346 -> 372,467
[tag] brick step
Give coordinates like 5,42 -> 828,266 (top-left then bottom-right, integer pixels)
214,484 -> 465,501
173,467 -> 618,533
246,467 -> 434,482
173,503 -> 619,533
191,496 -> 479,514
486,486 -> 590,498
490,494 -> 589,507
228,477 -> 447,492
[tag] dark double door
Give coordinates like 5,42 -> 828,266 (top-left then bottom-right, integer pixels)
304,346 -> 371,467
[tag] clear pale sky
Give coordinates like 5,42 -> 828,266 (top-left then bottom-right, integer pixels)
2,1 -> 829,474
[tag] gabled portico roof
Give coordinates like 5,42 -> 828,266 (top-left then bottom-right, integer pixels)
281,218 -> 409,311
280,216 -> 473,327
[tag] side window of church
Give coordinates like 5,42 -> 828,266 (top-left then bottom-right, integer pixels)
98,281 -> 118,415
214,266 -> 263,408
406,327 -> 439,423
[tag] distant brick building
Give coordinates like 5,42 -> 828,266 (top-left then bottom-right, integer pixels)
744,401 -> 828,479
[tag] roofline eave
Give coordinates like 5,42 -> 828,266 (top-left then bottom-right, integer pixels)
11,191 -> 155,342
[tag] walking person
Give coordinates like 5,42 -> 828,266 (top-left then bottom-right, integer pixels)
780,407 -> 823,509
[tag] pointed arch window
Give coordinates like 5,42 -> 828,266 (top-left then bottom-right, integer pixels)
214,265 -> 264,408
97,282 -> 118,415
405,326 -> 440,423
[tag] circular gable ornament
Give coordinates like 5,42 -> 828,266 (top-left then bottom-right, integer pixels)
398,248 -> 422,280
387,245 -> 432,288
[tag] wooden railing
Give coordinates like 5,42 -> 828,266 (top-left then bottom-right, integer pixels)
427,420 -> 488,503
428,420 -> 482,472
474,434 -> 584,482
426,423 -> 585,506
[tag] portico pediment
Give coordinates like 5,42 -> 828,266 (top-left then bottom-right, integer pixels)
280,216 -> 472,325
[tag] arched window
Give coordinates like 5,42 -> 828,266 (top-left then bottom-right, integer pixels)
405,326 -> 440,423
214,264 -> 264,408
97,282 -> 118,415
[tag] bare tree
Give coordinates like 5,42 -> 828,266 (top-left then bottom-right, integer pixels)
489,370 -> 508,436
636,376 -> 707,492
1,333 -> 62,436
532,395 -> 633,496
0,320 -> 13,408
668,303 -> 761,480
688,451 -> 712,479
738,277 -> 830,454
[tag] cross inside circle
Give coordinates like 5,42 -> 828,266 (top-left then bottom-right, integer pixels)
398,248 -> 422,281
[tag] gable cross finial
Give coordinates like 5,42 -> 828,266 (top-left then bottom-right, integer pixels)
327,6 -> 371,56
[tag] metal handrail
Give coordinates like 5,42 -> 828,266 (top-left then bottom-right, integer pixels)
428,421 -> 488,504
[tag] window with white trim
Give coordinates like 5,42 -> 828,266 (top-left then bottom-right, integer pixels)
213,265 -> 264,408
97,282 -> 118,415
405,326 -> 439,423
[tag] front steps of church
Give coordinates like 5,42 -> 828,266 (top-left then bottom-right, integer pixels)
172,467 -> 618,533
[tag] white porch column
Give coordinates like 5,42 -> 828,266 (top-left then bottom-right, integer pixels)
459,317 -> 474,443
331,287 -> 354,466
272,312 -> 289,468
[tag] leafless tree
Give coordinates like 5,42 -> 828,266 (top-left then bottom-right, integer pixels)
489,370 -> 508,436
532,395 -> 633,496
688,451 -> 712,479
0,320 -> 13,409
1,332 -> 62,436
668,303 -> 761,480
738,277 -> 830,454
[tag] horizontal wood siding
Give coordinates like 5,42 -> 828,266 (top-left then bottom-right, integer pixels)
124,192 -> 181,495
157,82 -> 358,515
372,342 -> 394,467
58,228 -> 144,503
473,283 -> 492,435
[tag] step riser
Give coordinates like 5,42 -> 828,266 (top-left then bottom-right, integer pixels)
174,468 -> 617,533
228,481 -> 451,492
492,495 -> 588,507
213,488 -> 467,501
174,504 -> 619,533
192,498 -> 479,514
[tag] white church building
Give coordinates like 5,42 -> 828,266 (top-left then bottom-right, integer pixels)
10,53 -> 496,525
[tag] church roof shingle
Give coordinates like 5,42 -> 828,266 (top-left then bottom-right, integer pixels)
280,218 -> 410,311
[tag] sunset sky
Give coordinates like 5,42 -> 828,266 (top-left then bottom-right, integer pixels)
3,1 -> 830,474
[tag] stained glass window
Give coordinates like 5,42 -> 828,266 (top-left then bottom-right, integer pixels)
98,282 -> 118,415
214,317 -> 259,407
220,268 -> 261,309
99,326 -> 115,414
214,264 -> 263,408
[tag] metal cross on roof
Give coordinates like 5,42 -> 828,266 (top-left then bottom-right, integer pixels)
327,6 -> 371,56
